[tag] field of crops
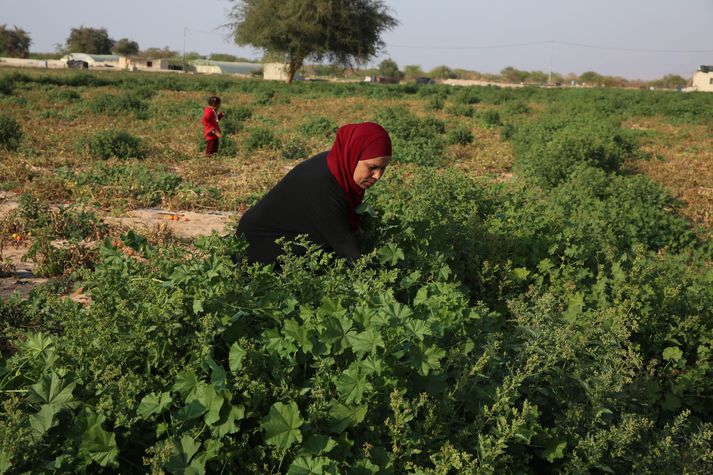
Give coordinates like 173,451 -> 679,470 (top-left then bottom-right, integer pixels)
1,68 -> 712,473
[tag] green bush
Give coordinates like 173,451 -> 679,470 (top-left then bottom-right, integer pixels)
76,130 -> 145,160
512,114 -> 638,187
373,107 -> 446,166
88,92 -> 148,118
59,163 -> 182,207
446,103 -> 475,117
446,125 -> 474,145
298,116 -> 336,138
0,115 -> 22,151
425,95 -> 444,111
281,138 -> 309,160
244,127 -> 280,152
479,109 -> 502,127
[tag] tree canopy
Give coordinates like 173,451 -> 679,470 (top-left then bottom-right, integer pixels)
112,38 -> 139,56
229,0 -> 397,83
0,25 -> 32,58
65,27 -> 114,54
378,58 -> 403,79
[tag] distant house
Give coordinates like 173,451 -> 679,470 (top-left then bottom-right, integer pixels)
690,65 -> 713,92
60,53 -> 120,68
118,56 -> 169,72
191,60 -> 262,76
263,63 -> 302,81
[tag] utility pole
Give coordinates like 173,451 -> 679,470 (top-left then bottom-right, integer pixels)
183,27 -> 187,73
548,40 -> 554,86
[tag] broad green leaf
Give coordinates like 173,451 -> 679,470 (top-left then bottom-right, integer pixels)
261,401 -> 304,449
191,384 -> 224,426
82,422 -> 119,468
410,344 -> 446,376
77,410 -> 118,468
0,449 -> 10,474
228,343 -> 247,373
357,356 -> 384,376
404,319 -> 431,341
381,303 -> 413,322
21,333 -> 56,362
287,455 -> 337,475
347,329 -> 385,355
511,267 -> 530,281
563,292 -> 585,323
165,435 -> 204,475
284,319 -> 314,354
213,404 -> 245,438
327,401 -> 367,434
323,315 -> 356,354
29,404 -> 59,436
173,371 -> 199,398
192,298 -> 204,315
542,439 -> 567,463
662,346 -> 683,363
137,392 -> 172,419
377,243 -> 405,266
399,270 -> 421,290
204,356 -> 226,391
335,367 -> 372,405
175,399 -> 208,421
301,435 -> 337,456
29,373 -> 77,410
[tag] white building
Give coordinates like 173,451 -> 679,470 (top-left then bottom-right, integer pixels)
690,66 -> 713,92
191,60 -> 262,76
263,62 -> 302,81
60,53 -> 120,68
0,57 -> 66,69
117,57 -> 169,72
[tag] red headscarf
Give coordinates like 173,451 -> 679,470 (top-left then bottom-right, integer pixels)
327,122 -> 392,229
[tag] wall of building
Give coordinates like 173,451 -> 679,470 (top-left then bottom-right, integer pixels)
692,71 -> 713,92
0,57 -> 66,69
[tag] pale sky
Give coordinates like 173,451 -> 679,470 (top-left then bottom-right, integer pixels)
3,0 -> 713,79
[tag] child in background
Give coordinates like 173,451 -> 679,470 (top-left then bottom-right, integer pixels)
202,96 -> 225,156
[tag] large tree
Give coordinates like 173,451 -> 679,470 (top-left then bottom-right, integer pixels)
65,27 -> 114,54
112,38 -> 139,56
0,25 -> 32,58
229,0 -> 397,83
378,58 -> 403,80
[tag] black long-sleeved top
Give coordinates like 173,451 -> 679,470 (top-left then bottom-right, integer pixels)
236,152 -> 361,264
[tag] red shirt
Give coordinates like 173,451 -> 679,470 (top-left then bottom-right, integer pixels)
202,106 -> 222,140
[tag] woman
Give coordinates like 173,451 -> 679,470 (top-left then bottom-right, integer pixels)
236,122 -> 392,264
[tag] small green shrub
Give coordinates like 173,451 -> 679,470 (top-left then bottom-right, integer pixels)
480,110 -> 502,127
374,107 -> 446,166
446,125 -> 474,145
76,130 -> 145,160
282,138 -> 308,160
244,127 -> 280,152
252,90 -> 275,105
425,95 -> 444,111
446,103 -> 475,117
47,88 -> 81,102
0,76 -> 14,96
0,116 -> 22,151
298,116 -> 336,138
88,92 -> 148,117
513,113 -> 638,187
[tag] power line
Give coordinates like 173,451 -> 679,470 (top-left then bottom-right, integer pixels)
387,40 -> 713,54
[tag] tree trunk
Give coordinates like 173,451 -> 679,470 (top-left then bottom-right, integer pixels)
286,56 -> 303,84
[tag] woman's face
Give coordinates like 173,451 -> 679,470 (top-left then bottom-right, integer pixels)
353,155 -> 391,190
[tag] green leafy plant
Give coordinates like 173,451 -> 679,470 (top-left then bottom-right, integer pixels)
76,129 -> 145,160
